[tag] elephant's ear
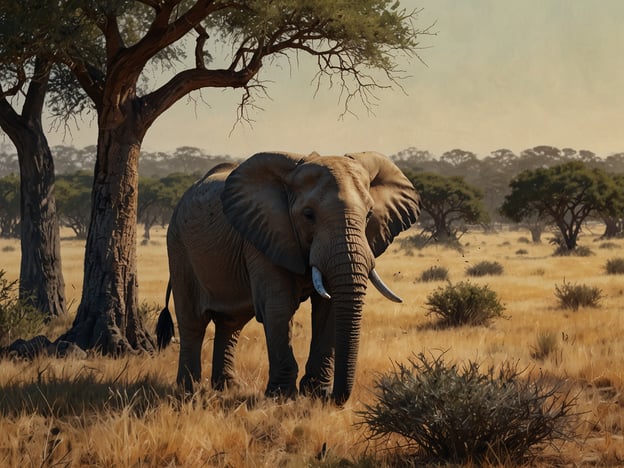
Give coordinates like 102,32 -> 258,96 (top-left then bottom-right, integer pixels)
221,152 -> 308,275
345,152 -> 421,257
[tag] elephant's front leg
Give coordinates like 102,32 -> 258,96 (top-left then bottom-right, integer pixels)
211,315 -> 252,390
300,294 -> 334,399
261,308 -> 299,398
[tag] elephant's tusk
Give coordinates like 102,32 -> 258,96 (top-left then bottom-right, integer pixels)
312,266 -> 331,300
369,269 -> 403,303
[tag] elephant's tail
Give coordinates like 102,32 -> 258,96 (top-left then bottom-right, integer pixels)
156,281 -> 175,350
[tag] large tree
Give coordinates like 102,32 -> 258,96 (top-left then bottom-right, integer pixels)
0,53 -> 67,317
407,171 -> 488,242
44,1 -> 429,354
501,161 -> 619,251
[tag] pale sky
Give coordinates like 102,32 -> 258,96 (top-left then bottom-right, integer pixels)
47,1 -> 624,159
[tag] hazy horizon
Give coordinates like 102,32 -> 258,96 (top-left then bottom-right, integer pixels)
40,1 -> 624,159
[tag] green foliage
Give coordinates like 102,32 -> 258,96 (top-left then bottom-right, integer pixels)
501,161 -> 621,251
554,280 -> 602,311
407,171 -> 489,241
425,281 -> 505,327
359,353 -> 577,465
418,265 -> 449,282
465,260 -> 504,277
0,270 -> 44,347
605,257 -> 624,275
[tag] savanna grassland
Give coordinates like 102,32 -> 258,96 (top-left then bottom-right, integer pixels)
1,226 -> 624,466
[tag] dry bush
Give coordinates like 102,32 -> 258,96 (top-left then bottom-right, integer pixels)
530,331 -> 559,361
554,280 -> 602,311
605,257 -> 624,275
418,265 -> 449,282
0,270 -> 45,347
359,353 -> 578,465
465,260 -> 504,277
425,281 -> 505,327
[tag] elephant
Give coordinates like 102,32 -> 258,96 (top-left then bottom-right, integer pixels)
156,151 -> 420,405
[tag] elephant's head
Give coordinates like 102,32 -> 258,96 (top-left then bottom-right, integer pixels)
221,151 -> 420,403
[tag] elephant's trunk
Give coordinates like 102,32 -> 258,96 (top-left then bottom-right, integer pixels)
315,219 -> 371,405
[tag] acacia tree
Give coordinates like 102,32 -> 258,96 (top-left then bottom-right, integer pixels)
0,49 -> 66,316
598,173 -> 624,239
407,171 -> 488,242
45,1 -> 429,354
501,161 -> 619,251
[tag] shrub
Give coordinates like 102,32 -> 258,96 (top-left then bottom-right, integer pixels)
554,280 -> 602,311
531,331 -> 559,361
418,265 -> 449,282
0,270 -> 45,347
398,233 -> 431,251
465,260 -> 504,277
1,245 -> 16,252
605,257 -> 624,275
599,242 -> 619,250
426,281 -> 505,327
516,248 -> 529,255
552,244 -> 593,257
518,236 -> 531,244
359,353 -> 577,465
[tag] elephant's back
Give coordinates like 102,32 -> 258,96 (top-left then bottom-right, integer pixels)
169,163 -> 237,239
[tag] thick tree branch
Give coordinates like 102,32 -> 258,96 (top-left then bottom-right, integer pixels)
103,13 -> 125,63
194,25 -> 210,69
0,65 -> 26,99
66,61 -> 105,110
116,0 -> 227,82
22,57 -> 51,122
141,65 -> 261,128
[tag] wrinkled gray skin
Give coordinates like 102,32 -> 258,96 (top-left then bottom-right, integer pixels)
161,151 -> 420,405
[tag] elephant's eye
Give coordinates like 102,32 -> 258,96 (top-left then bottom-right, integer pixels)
303,207 -> 316,223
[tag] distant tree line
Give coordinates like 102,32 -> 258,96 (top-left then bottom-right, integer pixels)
0,144 -> 227,239
0,143 -> 234,178
2,143 -> 624,253
394,145 -> 624,248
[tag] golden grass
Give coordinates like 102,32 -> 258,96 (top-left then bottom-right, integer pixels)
1,227 -> 624,466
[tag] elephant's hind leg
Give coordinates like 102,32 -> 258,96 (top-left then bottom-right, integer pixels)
211,315 -> 252,390
171,273 -> 210,393
177,314 -> 210,392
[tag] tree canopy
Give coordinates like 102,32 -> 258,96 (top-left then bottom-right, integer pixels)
500,161 -> 620,251
407,171 -> 488,242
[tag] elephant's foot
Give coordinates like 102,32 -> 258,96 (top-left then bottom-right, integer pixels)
265,382 -> 298,401
299,375 -> 332,401
211,374 -> 241,392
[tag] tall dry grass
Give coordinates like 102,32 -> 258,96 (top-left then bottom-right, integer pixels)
1,226 -> 624,466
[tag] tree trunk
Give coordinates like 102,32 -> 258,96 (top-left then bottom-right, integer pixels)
601,217 -> 620,239
0,61 -> 66,318
61,122 -> 154,354
18,130 -> 66,317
